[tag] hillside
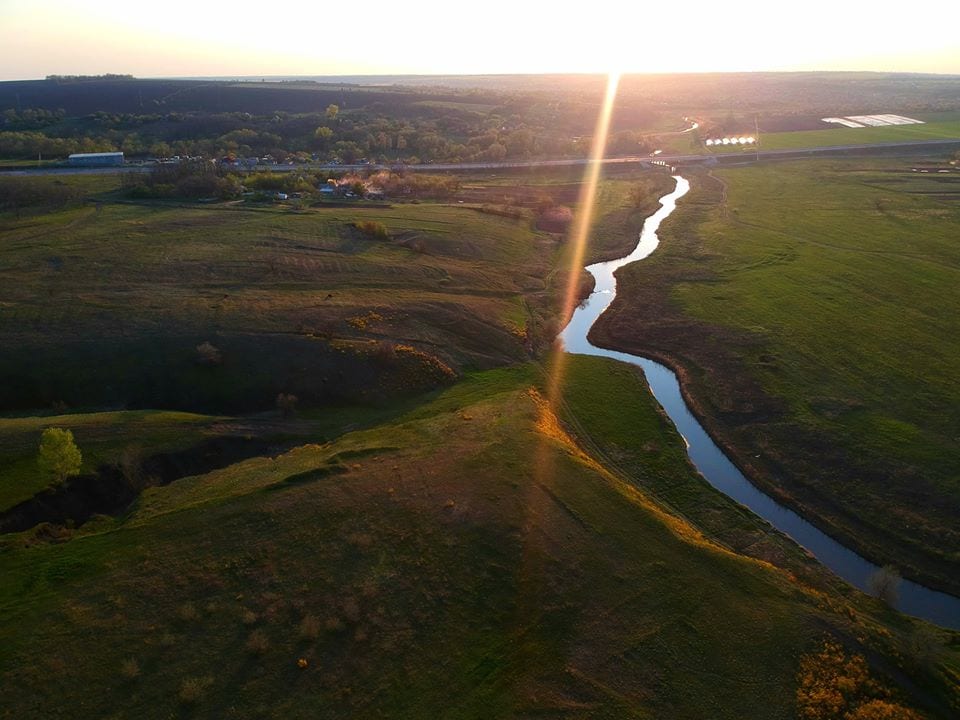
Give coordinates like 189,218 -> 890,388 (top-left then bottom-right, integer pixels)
2,357 -> 957,718
0,169 -> 957,718
592,158 -> 960,596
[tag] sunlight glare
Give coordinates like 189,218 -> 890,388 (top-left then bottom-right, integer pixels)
545,71 -> 621,408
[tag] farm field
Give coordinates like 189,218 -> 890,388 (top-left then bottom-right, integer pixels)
592,157 -> 960,596
711,120 -> 960,153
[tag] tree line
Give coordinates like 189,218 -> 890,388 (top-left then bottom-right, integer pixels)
0,100 -> 653,163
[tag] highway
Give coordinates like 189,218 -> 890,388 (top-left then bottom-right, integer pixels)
3,137 -> 960,177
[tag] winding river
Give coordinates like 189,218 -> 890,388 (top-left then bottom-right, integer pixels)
558,175 -> 960,630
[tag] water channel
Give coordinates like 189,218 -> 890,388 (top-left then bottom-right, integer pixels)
558,175 -> 960,630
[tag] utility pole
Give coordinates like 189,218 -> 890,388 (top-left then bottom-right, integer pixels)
755,114 -> 760,162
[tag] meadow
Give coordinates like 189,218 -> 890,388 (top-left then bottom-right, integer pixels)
707,120 -> 960,153
0,169 -> 957,717
593,157 -> 960,596
2,356 -> 957,718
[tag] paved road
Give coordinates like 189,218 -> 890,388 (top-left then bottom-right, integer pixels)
3,137 -> 960,177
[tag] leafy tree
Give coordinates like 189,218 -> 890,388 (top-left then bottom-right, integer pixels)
325,104 -> 339,121
37,428 -> 82,484
313,125 -> 334,150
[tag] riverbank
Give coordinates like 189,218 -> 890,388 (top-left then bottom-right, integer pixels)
590,160 -> 960,598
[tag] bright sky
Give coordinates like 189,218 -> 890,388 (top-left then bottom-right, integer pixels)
2,0 -> 959,80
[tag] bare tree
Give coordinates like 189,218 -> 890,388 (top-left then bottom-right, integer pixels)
868,565 -> 901,607
276,393 -> 298,417
196,341 -> 222,366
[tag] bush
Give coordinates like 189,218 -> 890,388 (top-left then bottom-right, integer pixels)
299,614 -> 321,641
124,160 -> 241,200
0,177 -> 84,213
178,676 -> 213,705
246,630 -> 269,656
120,658 -> 140,679
353,220 -> 388,239
176,602 -> 200,623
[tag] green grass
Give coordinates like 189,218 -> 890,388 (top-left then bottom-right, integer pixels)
0,193 -> 551,412
0,410 -> 219,511
706,120 -> 960,153
1,359 -> 952,718
0,158 -> 62,167
0,170 -> 682,415
1,171 -> 956,718
604,158 -> 960,593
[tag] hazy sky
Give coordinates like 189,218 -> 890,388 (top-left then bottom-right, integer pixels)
2,0 -> 959,80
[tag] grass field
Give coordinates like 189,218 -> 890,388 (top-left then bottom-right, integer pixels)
0,410 -> 220,511
593,157 -> 960,596
711,120 -> 960,153
0,184 -> 558,413
1,170 -> 958,718
0,168 -> 671,503
2,358 -> 955,718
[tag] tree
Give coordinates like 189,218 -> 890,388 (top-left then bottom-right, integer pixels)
276,393 -> 298,417
196,341 -> 222,366
313,125 -> 333,150
868,565 -> 901,607
37,427 -> 82,484
325,104 -> 339,121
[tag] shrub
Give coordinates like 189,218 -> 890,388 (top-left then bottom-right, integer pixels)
176,602 -> 200,623
246,630 -> 269,656
537,204 -> 573,233
178,676 -> 213,705
796,639 -> 921,720
0,177 -> 84,213
299,614 -> 321,641
120,658 -> 140,679
352,220 -> 388,239
373,340 -> 397,364
126,160 -> 241,200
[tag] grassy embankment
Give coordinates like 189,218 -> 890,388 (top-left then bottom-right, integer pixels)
1,170 -> 957,717
593,158 -> 960,596
2,357 -> 957,718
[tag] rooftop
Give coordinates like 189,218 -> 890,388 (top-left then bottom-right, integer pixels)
68,152 -> 124,159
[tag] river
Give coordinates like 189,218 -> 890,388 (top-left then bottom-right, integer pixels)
558,175 -> 960,630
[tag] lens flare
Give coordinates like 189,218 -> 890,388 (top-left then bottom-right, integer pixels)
545,71 -> 621,407
521,72 -> 623,624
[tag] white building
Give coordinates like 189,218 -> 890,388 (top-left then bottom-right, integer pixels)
67,152 -> 124,167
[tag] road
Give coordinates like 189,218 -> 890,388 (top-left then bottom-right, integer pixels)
3,137 -> 960,177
